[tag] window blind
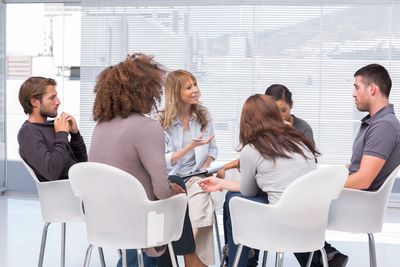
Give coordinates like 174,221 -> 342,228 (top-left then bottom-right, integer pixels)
80,0 -> 400,164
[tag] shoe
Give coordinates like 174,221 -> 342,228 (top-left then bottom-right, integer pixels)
328,252 -> 348,267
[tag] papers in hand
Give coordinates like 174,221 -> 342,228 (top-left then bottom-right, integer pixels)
181,162 -> 225,181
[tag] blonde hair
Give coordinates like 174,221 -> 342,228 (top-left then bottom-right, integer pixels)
160,70 -> 208,130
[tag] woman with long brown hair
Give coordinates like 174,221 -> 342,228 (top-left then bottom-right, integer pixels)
199,94 -> 319,267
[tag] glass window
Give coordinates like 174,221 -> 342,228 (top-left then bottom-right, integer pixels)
80,1 -> 400,164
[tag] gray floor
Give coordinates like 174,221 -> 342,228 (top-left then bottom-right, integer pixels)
1,193 -> 400,267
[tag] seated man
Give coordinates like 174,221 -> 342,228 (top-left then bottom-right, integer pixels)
17,76 -> 87,181
296,63 -> 400,267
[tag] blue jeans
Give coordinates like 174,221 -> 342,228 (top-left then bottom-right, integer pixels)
116,249 -> 157,267
224,191 -> 269,267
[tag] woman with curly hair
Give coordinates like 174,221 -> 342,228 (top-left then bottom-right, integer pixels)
89,54 -> 202,267
160,70 -> 218,266
199,94 -> 318,267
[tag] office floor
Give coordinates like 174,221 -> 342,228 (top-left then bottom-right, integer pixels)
1,194 -> 400,267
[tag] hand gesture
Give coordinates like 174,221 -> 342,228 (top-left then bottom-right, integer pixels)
61,112 -> 79,134
216,168 -> 226,179
190,134 -> 214,149
198,177 -> 223,192
54,113 -> 70,133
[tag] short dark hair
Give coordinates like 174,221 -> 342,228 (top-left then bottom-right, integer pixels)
264,84 -> 293,106
18,77 -> 57,114
354,64 -> 392,98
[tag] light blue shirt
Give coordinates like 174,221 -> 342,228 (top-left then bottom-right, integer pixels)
164,111 -> 218,175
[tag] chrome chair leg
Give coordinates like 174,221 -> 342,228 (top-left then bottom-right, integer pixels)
214,211 -> 222,262
275,252 -> 284,267
305,251 -> 314,267
98,247 -> 106,267
368,233 -> 377,267
320,248 -> 328,267
61,223 -> 66,267
137,249 -> 145,267
168,243 -> 178,267
83,244 -> 94,267
262,251 -> 268,267
121,249 -> 127,267
232,244 -> 244,267
38,222 -> 50,267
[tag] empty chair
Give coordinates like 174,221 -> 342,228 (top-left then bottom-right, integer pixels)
327,164 -> 400,267
22,160 -> 105,267
68,162 -> 188,267
229,165 -> 347,267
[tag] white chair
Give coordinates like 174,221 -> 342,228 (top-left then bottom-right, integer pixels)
229,165 -> 348,267
68,162 -> 188,267
21,160 -> 106,267
327,164 -> 400,267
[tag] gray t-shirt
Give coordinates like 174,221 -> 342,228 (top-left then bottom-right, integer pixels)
349,104 -> 400,191
240,144 -> 317,204
292,115 -> 315,144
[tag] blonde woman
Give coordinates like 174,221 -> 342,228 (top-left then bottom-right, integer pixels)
160,70 -> 217,266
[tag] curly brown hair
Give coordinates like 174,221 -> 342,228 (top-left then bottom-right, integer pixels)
93,53 -> 166,121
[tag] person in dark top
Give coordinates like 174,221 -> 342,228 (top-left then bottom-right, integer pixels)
17,76 -> 87,182
265,84 -> 315,144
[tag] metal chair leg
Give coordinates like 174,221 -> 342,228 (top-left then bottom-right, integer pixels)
83,244 -> 94,267
137,249 -> 145,267
38,222 -> 50,267
121,249 -> 127,267
232,244 -> 244,267
262,251 -> 268,267
320,248 -> 328,267
368,233 -> 377,267
98,247 -> 106,267
306,251 -> 314,267
168,243 -> 178,267
61,223 -> 66,267
275,252 -> 284,267
214,211 -> 222,263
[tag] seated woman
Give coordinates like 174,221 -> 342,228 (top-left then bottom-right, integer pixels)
265,84 -> 314,144
199,94 -> 319,267
159,70 -> 218,267
218,84 -> 315,180
89,54 -> 202,267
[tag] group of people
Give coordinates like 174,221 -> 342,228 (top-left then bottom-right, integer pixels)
17,52 -> 400,267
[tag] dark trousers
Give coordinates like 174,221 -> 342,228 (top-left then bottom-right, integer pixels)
294,242 -> 338,267
224,191 -> 269,267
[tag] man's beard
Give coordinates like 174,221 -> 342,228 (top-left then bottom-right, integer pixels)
40,105 -> 57,118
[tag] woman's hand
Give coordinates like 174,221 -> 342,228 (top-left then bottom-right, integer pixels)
198,177 -> 224,192
190,134 -> 214,149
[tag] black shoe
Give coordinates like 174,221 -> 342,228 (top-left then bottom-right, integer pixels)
328,253 -> 348,267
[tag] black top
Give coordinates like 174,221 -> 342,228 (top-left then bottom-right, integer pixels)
18,120 -> 87,182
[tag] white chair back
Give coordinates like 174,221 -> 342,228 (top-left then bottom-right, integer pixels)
328,164 -> 400,233
68,162 -> 187,250
230,165 -> 347,253
22,160 -> 82,223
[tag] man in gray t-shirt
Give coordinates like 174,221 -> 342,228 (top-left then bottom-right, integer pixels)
346,64 -> 400,191
298,64 -> 400,267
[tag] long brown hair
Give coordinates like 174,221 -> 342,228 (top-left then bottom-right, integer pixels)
239,94 -> 319,160
160,70 -> 208,131
93,53 -> 166,121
